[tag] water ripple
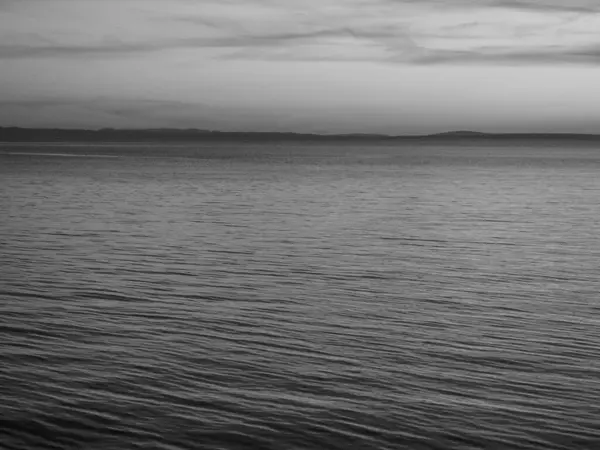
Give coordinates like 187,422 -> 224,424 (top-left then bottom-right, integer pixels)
1,143 -> 600,449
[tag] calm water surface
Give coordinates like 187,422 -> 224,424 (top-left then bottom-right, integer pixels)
1,142 -> 600,449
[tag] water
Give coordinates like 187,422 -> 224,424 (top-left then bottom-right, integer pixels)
1,142 -> 600,449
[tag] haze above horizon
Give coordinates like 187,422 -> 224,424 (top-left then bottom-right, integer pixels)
2,0 -> 600,135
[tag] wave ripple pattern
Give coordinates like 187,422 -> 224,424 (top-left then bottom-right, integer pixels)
1,143 -> 600,449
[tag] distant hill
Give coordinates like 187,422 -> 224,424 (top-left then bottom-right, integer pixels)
418,131 -> 600,141
428,131 -> 488,137
1,127 -> 599,143
0,127 -> 395,143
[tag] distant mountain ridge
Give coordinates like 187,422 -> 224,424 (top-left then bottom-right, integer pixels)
1,126 -> 599,142
429,131 -> 488,137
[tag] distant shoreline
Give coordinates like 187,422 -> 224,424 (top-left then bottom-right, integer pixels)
2,127 -> 600,143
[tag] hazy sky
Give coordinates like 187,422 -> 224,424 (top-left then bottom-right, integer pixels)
2,0 -> 600,134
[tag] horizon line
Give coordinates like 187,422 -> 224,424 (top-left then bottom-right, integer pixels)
2,126 -> 600,139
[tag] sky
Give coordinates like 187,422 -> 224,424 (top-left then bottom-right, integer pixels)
1,0 -> 600,134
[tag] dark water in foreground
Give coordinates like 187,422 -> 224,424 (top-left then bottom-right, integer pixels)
1,142 -> 600,449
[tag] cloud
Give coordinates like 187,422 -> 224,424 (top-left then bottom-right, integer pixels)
0,29 -> 373,59
402,44 -> 600,65
391,0 -> 600,13
0,96 -> 251,129
0,95 -> 360,132
0,42 -> 162,59
1,0 -> 600,65
490,0 -> 599,13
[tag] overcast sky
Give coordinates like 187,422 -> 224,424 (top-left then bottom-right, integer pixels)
1,0 -> 600,134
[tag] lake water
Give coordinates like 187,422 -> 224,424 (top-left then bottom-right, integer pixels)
1,142 -> 600,449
